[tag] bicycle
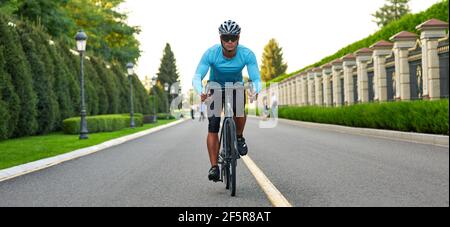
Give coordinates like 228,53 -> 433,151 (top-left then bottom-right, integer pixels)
204,81 -> 254,197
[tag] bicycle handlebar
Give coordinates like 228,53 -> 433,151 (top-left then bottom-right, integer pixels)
202,81 -> 256,104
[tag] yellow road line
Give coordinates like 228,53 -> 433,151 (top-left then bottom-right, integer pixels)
241,156 -> 293,207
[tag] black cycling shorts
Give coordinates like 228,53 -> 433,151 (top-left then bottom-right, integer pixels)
207,88 -> 246,133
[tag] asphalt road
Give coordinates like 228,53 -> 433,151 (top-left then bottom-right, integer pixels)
0,118 -> 448,207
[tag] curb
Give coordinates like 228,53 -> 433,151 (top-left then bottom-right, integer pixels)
248,115 -> 449,147
0,119 -> 188,183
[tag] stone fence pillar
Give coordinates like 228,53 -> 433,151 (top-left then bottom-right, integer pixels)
416,18 -> 449,100
342,54 -> 357,105
291,79 -> 297,105
314,68 -> 323,106
370,40 -> 394,102
390,31 -> 418,100
307,70 -> 315,105
295,75 -> 302,106
301,73 -> 308,106
321,64 -> 333,106
331,59 -> 343,106
355,48 -> 373,103
286,79 -> 292,106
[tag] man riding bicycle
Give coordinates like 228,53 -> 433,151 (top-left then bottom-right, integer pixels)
192,20 -> 262,182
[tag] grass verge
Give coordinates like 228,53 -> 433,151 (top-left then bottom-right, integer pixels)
0,119 -> 177,170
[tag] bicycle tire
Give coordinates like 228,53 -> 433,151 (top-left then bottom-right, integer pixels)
220,122 -> 230,190
225,119 -> 238,197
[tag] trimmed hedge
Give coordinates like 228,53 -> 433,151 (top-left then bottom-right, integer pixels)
62,114 -> 144,134
156,113 -> 176,120
279,99 -> 449,135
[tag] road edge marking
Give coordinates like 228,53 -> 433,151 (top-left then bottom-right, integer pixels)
0,119 -> 188,183
241,155 -> 293,207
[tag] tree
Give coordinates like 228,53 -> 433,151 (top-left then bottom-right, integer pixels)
156,43 -> 180,112
64,0 -> 141,65
0,96 -> 8,140
0,0 -> 21,15
373,0 -> 411,27
84,59 -> 102,115
0,47 -> 12,140
17,23 -> 59,134
58,43 -> 81,115
3,0 -> 140,67
91,57 -> 120,114
157,43 -> 180,85
150,84 -> 168,114
0,14 -> 38,137
45,39 -> 75,126
260,38 -> 288,82
110,63 -> 130,113
132,75 -> 151,114
15,0 -> 76,40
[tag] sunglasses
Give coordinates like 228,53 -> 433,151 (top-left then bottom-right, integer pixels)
221,35 -> 239,42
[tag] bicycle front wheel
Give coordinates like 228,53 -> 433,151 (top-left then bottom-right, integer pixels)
226,119 -> 238,197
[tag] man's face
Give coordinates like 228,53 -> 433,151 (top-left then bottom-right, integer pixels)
221,35 -> 239,51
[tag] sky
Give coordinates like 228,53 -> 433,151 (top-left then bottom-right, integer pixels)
117,0 -> 442,94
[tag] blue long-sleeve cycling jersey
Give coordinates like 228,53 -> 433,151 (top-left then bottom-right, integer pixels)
192,44 -> 262,95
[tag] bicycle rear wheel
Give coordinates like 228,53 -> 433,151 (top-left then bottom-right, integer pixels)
229,153 -> 236,196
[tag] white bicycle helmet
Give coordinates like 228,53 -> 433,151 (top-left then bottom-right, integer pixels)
219,20 -> 241,36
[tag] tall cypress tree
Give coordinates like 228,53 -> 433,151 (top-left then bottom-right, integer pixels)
260,38 -> 288,82
156,43 -> 179,112
17,23 -> 59,134
0,95 -> 8,140
58,43 -> 81,115
83,59 -> 101,115
135,78 -> 151,115
0,47 -> 12,140
45,39 -> 75,124
111,63 -> 130,113
156,43 -> 180,85
0,14 -> 38,137
105,63 -> 122,114
91,57 -> 119,114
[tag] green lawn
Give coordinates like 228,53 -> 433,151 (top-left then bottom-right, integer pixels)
0,119 -> 177,170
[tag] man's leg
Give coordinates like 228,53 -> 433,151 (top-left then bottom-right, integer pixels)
234,116 -> 247,136
207,115 -> 221,181
207,133 -> 219,167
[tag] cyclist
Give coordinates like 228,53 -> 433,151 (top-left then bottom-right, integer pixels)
192,20 -> 262,181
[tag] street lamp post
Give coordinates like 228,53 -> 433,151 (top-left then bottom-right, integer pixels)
127,63 -> 135,128
152,76 -> 157,123
164,83 -> 170,117
170,85 -> 177,118
75,30 -> 88,140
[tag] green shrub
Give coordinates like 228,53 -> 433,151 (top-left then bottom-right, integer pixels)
279,99 -> 449,135
156,113 -> 175,120
62,114 -> 144,134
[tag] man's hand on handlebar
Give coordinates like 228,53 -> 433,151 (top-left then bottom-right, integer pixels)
201,93 -> 208,102
248,91 -> 258,103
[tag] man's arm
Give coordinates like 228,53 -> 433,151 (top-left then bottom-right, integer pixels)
246,51 -> 262,94
192,50 -> 211,95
